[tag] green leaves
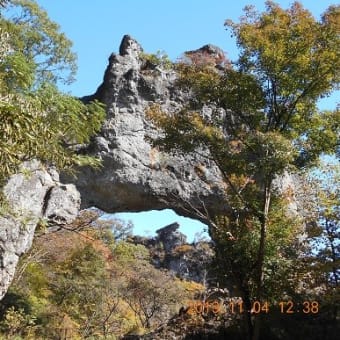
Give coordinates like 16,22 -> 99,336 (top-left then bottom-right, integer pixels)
4,0 -> 77,85
36,84 -> 105,146
0,1 -> 106,185
0,86 -> 105,183
0,52 -> 35,90
225,1 -> 340,140
140,50 -> 173,70
245,131 -> 296,175
145,5 -> 339,335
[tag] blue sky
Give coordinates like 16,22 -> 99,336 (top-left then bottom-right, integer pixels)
36,0 -> 338,99
35,0 -> 339,242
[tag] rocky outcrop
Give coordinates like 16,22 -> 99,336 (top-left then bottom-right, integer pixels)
67,35 -> 227,221
0,35 -> 227,301
72,34 -> 301,221
132,222 -> 214,283
0,160 -> 80,300
156,222 -> 187,253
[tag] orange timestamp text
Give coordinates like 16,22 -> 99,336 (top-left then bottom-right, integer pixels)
187,299 -> 319,315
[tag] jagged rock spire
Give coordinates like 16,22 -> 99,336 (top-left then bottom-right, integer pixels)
119,34 -> 143,57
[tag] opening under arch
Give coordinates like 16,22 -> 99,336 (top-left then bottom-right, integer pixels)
103,209 -> 209,243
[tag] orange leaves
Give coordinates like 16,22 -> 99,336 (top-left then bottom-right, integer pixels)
172,244 -> 194,255
145,103 -> 169,128
228,140 -> 243,154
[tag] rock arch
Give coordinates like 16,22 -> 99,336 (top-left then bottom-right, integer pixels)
0,36 -> 227,299
0,35 -> 300,300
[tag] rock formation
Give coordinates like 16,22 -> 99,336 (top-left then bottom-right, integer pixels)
66,35 -> 227,219
131,222 -> 214,283
0,160 -> 80,299
72,34 -> 300,219
156,222 -> 187,253
0,35 -> 227,300
0,35 -> 300,300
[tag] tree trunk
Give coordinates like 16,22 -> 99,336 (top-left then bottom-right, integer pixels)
253,181 -> 272,340
243,292 -> 254,340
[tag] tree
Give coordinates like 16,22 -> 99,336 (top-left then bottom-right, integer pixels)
95,217 -> 134,242
1,208 -> 204,338
2,214 -> 127,339
2,0 -> 76,85
51,244 -> 110,337
146,2 -> 339,339
122,263 -> 183,329
305,160 -> 339,323
112,241 -> 191,332
0,0 -> 105,188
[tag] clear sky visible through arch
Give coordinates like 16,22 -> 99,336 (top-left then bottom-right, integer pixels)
34,0 -> 339,242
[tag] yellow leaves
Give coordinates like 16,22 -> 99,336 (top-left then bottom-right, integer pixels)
172,244 -> 194,255
228,140 -> 243,154
176,62 -> 222,104
146,103 -> 225,156
145,103 -> 169,127
246,131 -> 297,174
322,5 -> 340,34
229,174 -> 255,190
178,280 -> 205,295
140,50 -> 173,71
226,1 -> 339,137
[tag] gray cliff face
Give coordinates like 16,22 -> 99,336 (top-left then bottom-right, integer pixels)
0,35 -> 226,301
68,35 -> 226,220
0,161 -> 80,300
156,223 -> 187,253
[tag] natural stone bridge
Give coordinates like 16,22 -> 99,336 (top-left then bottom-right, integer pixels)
0,36 -> 228,299
0,35 -> 297,300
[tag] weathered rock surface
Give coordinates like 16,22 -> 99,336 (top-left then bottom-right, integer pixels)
131,222 -> 214,283
74,35 -> 301,220
0,160 -> 80,300
67,35 -> 227,221
156,222 -> 187,253
0,35 -> 227,301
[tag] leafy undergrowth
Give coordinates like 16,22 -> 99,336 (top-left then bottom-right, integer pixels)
0,211 -> 205,339
1,209 -> 339,340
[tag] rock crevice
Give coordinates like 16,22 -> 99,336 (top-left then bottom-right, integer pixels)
0,161 -> 80,299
